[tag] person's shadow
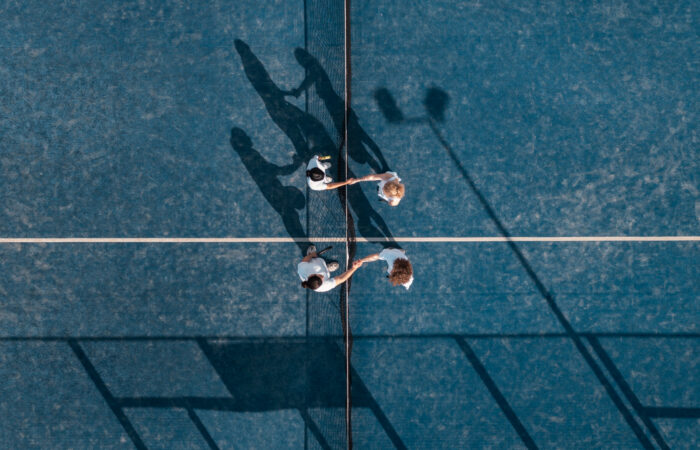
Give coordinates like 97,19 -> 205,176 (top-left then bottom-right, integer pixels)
229,127 -> 307,255
290,48 -> 390,174
234,40 -> 397,247
234,39 -> 336,164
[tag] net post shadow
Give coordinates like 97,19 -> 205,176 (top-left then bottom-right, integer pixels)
374,86 -> 664,450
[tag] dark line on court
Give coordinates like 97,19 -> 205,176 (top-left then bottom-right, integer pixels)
118,396 -> 236,410
3,332 -> 698,341
299,408 -> 332,450
350,366 -> 407,450
455,338 -> 538,449
583,333 -> 700,339
428,119 -> 657,450
588,337 -> 670,449
644,407 -> 700,418
67,340 -> 146,450
116,396 -> 333,448
186,407 -> 219,450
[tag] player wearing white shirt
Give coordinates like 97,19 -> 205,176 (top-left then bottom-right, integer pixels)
350,171 -> 405,206
359,247 -> 414,289
306,156 -> 357,191
298,245 -> 364,291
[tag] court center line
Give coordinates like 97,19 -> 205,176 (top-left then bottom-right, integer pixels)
0,236 -> 698,243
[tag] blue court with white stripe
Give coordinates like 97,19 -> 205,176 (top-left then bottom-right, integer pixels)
0,0 -> 698,448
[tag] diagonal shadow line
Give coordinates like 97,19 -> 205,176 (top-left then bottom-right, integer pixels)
588,337 -> 670,449
67,340 -> 147,450
186,407 -> 219,450
117,396 -> 238,410
3,333 -> 698,342
3,332 -> 698,342
644,407 -> 700,419
427,119 -> 656,450
299,408 -> 333,450
117,396 -> 332,450
349,365 -> 407,450
454,337 -> 538,449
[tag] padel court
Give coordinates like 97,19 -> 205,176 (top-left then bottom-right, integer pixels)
1,1 -> 698,448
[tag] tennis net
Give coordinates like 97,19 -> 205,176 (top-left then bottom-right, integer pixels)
304,0 -> 355,448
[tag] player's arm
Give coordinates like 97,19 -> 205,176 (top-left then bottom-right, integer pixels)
324,178 -> 357,189
353,172 -> 394,183
301,253 -> 317,262
284,72 -> 317,97
358,253 -> 381,264
333,260 -> 363,285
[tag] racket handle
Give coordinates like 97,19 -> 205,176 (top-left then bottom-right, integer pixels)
317,246 -> 333,255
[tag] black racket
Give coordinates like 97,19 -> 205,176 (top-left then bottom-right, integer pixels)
316,246 -> 333,256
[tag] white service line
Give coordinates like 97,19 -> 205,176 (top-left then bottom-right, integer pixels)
0,236 -> 698,243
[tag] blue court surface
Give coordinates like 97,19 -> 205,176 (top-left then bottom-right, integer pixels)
0,1 -> 698,449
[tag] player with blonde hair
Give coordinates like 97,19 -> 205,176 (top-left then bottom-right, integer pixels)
351,171 -> 405,206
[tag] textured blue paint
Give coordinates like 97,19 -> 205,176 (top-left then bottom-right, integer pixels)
124,408 -> 210,450
351,0 -> 698,237
470,338 -> 641,448
599,337 -> 699,407
0,0 -> 305,237
351,339 -> 525,449
0,243 -> 306,337
1,0 -> 698,448
196,410 -> 306,449
0,342 -> 131,448
350,242 -> 698,335
81,341 -> 229,398
653,418 -> 700,450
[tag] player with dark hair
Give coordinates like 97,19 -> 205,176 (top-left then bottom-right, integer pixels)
306,155 -> 356,191
298,245 -> 364,291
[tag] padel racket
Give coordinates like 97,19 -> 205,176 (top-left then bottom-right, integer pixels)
316,246 -> 333,255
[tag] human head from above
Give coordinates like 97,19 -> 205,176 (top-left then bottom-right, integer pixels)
301,274 -> 323,290
306,167 -> 325,182
383,180 -> 405,206
388,258 -> 413,286
293,48 -> 315,70
230,127 -> 253,149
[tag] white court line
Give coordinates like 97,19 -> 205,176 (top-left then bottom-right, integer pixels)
0,236 -> 698,243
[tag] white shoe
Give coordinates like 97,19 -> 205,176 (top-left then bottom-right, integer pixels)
306,245 -> 317,256
327,261 -> 340,272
